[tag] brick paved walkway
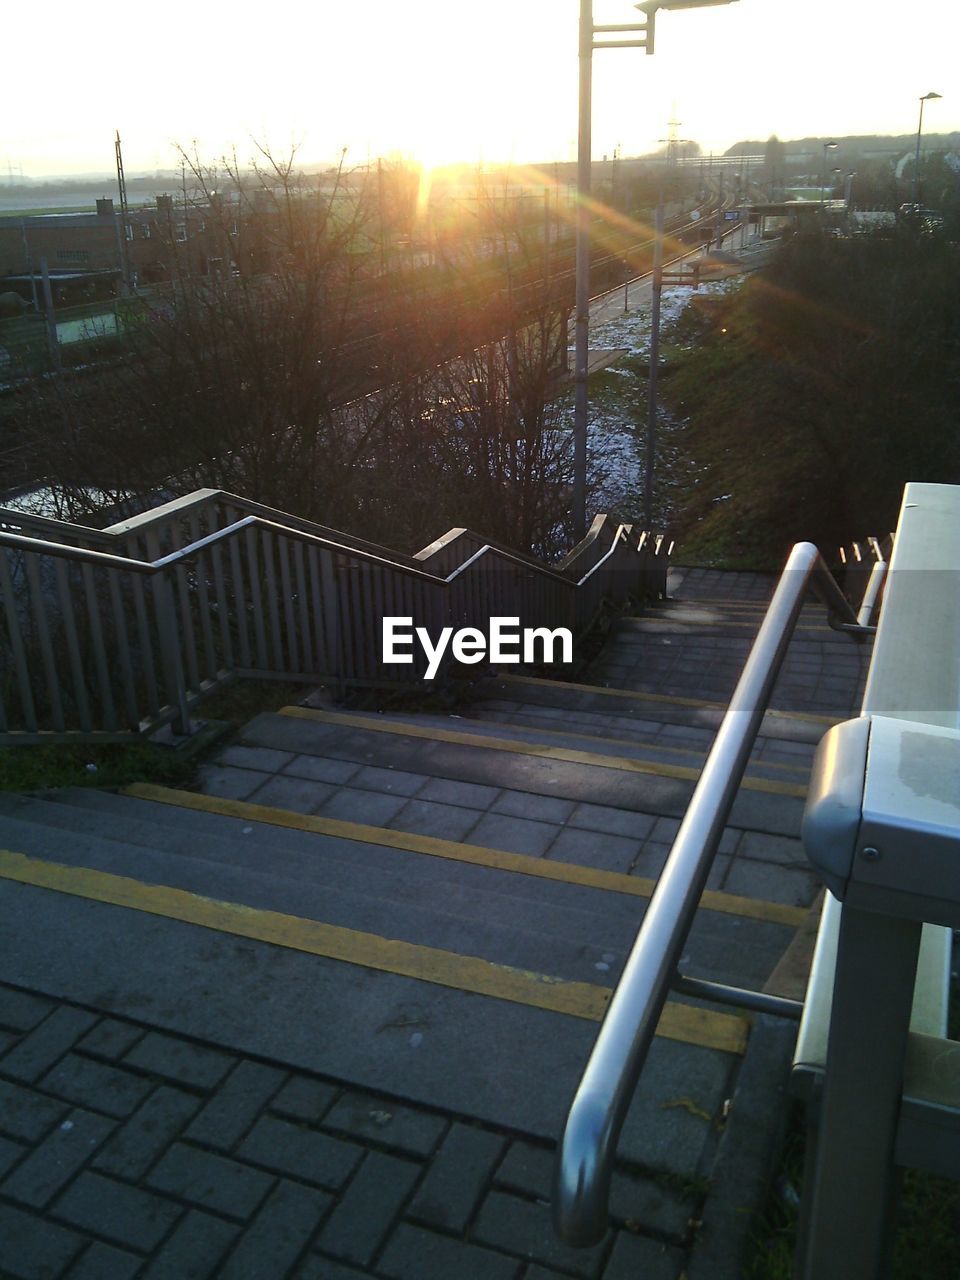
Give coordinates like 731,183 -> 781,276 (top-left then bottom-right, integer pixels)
1,984 -> 692,1280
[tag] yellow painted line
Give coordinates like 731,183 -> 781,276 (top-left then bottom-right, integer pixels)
670,598 -> 770,608
423,712 -> 808,776
279,707 -> 808,799
622,616 -> 835,634
499,673 -> 838,727
0,848 -> 747,1055
124,784 -> 808,928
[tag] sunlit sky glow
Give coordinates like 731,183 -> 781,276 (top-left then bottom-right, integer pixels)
5,1 -> 959,179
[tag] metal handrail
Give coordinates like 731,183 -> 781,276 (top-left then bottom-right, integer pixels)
0,517 -> 441,584
553,542 -> 864,1247
0,491 -> 653,592
0,515 -> 642,593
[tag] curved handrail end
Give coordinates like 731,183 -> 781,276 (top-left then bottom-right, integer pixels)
553,1091 -> 613,1248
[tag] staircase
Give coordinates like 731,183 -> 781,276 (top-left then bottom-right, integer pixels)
0,562 -> 873,1278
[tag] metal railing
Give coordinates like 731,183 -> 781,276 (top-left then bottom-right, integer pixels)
0,490 -> 667,744
553,541 -> 873,1247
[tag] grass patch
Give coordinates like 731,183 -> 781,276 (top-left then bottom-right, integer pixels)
0,678 -> 317,795
197,678 -> 316,727
0,741 -> 197,794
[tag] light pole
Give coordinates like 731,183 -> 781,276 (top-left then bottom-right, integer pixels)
912,91 -> 942,207
819,141 -> 838,203
572,0 -> 738,540
844,170 -> 857,206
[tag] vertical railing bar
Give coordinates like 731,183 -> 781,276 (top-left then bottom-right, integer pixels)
293,540 -> 314,673
335,558 -> 352,683
24,552 -> 65,732
54,558 -> 93,733
278,534 -> 299,674
392,570 -> 407,682
144,530 -> 177,722
155,569 -> 190,736
126,534 -> 159,714
246,526 -> 269,669
0,549 -> 39,732
80,562 -> 118,732
319,548 -> 340,689
340,557 -> 358,684
227,508 -> 251,669
262,530 -> 283,672
384,567 -> 400,682
208,506 -> 234,673
190,511 -> 218,682
308,544 -> 326,674
168,523 -> 201,692
360,563 -> 376,681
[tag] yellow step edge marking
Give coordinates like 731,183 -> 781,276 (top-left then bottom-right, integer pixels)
620,616 -> 835,634
279,707 -> 808,799
498,673 -> 838,727
124,785 -> 808,929
0,848 -> 747,1056
424,711 -> 808,776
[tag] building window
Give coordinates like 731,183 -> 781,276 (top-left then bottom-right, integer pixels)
55,249 -> 90,263
140,224 -> 152,239
125,224 -> 135,240
175,224 -> 188,243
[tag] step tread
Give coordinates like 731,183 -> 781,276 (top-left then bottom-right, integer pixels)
236,711 -> 807,838
0,873 -> 739,1175
332,707 -> 809,781
0,786 -> 806,986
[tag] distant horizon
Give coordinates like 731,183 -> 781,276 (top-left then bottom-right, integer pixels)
4,128 -> 960,192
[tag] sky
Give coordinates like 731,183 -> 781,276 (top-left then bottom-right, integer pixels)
4,1 -> 959,179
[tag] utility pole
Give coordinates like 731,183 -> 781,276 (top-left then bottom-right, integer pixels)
40,258 -> 62,374
20,219 -> 38,310
378,158 -> 386,274
114,130 -> 131,291
644,199 -> 664,527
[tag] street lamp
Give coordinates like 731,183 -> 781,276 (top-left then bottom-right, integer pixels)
572,0 -> 739,539
912,91 -> 942,207
819,141 -> 838,203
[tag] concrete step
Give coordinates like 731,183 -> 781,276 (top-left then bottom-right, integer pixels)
3,788 -> 799,994
613,609 -> 835,639
234,708 -> 807,840
590,620 -> 870,719
471,673 -> 832,747
333,706 -> 810,785
0,801 -> 639,992
0,872 -> 741,1178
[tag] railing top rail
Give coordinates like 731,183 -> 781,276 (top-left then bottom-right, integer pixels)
0,515 -> 447,585
445,535 -> 614,588
0,506 -> 114,547
556,512 -> 619,573
574,526 -> 635,587
862,482 -> 960,730
0,509 -> 662,596
554,544 -> 858,1247
100,488 -> 223,535
416,526 -> 572,576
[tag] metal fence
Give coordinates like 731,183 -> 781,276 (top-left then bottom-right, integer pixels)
0,489 -> 668,744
